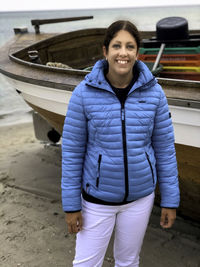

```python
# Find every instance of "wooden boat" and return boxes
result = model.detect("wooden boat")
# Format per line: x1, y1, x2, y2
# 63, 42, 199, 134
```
0, 16, 199, 222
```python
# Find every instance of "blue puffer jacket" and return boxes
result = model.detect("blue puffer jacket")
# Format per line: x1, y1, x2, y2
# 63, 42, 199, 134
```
61, 59, 180, 212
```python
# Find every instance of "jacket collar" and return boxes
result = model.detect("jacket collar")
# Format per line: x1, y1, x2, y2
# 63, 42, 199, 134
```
85, 59, 156, 93
85, 60, 113, 93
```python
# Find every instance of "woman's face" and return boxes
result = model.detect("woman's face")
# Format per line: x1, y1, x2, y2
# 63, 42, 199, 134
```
103, 30, 138, 80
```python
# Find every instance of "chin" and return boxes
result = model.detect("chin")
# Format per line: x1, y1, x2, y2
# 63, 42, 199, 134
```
116, 69, 131, 76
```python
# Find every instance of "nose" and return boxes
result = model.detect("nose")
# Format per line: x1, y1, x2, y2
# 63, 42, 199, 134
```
119, 45, 128, 56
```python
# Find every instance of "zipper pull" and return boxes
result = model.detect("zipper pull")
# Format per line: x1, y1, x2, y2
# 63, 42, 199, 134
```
98, 154, 102, 164
96, 154, 102, 188
121, 108, 125, 121
86, 183, 90, 193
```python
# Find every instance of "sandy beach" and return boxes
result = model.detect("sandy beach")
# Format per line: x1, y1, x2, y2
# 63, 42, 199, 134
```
0, 121, 199, 267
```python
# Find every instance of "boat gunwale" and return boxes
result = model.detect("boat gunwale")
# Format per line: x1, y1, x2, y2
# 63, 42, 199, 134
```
0, 67, 76, 91
8, 52, 200, 85
2, 68, 200, 110
156, 77, 200, 88
1, 63, 200, 91
9, 54, 91, 76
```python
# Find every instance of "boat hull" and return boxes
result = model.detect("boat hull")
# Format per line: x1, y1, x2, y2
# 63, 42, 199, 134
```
175, 143, 200, 222
5, 76, 200, 147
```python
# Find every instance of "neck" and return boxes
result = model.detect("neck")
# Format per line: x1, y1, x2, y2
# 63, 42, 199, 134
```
106, 71, 133, 88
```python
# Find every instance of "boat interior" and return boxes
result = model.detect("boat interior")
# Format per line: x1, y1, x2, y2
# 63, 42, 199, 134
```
11, 28, 106, 71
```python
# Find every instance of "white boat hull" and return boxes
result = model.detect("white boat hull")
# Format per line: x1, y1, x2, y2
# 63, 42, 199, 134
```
169, 105, 200, 148
5, 75, 200, 148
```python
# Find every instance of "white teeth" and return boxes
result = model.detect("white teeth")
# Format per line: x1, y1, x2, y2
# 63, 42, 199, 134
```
117, 60, 127, 64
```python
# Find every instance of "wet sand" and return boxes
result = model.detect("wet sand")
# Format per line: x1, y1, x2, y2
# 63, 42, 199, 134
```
0, 122, 199, 267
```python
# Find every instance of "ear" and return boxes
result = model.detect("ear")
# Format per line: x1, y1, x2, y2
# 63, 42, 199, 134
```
103, 46, 107, 58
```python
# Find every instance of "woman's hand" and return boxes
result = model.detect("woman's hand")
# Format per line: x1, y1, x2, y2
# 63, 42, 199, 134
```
160, 208, 176, 229
65, 211, 83, 234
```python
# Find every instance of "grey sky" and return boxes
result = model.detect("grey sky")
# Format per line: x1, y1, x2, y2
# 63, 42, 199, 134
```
1, 0, 200, 12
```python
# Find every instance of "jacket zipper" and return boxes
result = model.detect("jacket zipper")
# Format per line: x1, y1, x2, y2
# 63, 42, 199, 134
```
96, 154, 102, 187
121, 103, 129, 201
145, 152, 155, 184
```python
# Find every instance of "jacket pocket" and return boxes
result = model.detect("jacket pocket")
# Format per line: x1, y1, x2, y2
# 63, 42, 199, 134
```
96, 154, 102, 188
145, 152, 155, 185
86, 183, 90, 194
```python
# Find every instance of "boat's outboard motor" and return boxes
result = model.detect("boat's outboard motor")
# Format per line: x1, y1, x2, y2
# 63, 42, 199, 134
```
156, 16, 189, 41
142, 16, 200, 48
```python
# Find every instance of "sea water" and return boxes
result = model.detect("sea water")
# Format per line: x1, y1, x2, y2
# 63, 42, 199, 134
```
0, 5, 199, 126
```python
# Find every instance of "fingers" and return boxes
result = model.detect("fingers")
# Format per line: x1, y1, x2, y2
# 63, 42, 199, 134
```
72, 223, 79, 234
160, 208, 176, 229
77, 214, 83, 231
67, 220, 79, 234
160, 211, 167, 228
65, 212, 83, 234
66, 219, 79, 234
160, 215, 174, 228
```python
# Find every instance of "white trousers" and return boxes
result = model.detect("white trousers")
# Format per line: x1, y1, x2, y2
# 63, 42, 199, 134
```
73, 192, 154, 267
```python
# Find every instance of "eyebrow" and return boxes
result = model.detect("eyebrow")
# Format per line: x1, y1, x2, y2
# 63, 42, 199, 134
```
114, 41, 135, 44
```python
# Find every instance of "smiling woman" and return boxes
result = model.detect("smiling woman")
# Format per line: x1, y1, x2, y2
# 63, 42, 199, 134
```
103, 20, 140, 88
103, 30, 138, 87
61, 19, 180, 267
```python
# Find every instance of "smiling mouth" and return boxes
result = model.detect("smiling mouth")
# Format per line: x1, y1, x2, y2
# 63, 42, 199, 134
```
117, 60, 128, 64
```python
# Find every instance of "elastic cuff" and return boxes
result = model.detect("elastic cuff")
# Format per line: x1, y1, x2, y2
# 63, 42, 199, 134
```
160, 206, 177, 209
64, 209, 81, 213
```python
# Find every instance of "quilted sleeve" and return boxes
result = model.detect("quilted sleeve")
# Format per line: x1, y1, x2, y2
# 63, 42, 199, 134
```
61, 84, 87, 212
152, 88, 180, 208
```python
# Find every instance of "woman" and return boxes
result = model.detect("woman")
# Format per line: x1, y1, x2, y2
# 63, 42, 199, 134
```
62, 20, 180, 267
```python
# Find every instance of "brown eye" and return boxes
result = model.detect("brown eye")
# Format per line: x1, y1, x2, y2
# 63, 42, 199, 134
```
127, 45, 134, 50
113, 44, 120, 49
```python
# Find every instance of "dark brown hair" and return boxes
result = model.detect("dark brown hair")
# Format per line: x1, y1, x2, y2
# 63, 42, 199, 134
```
103, 20, 140, 52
